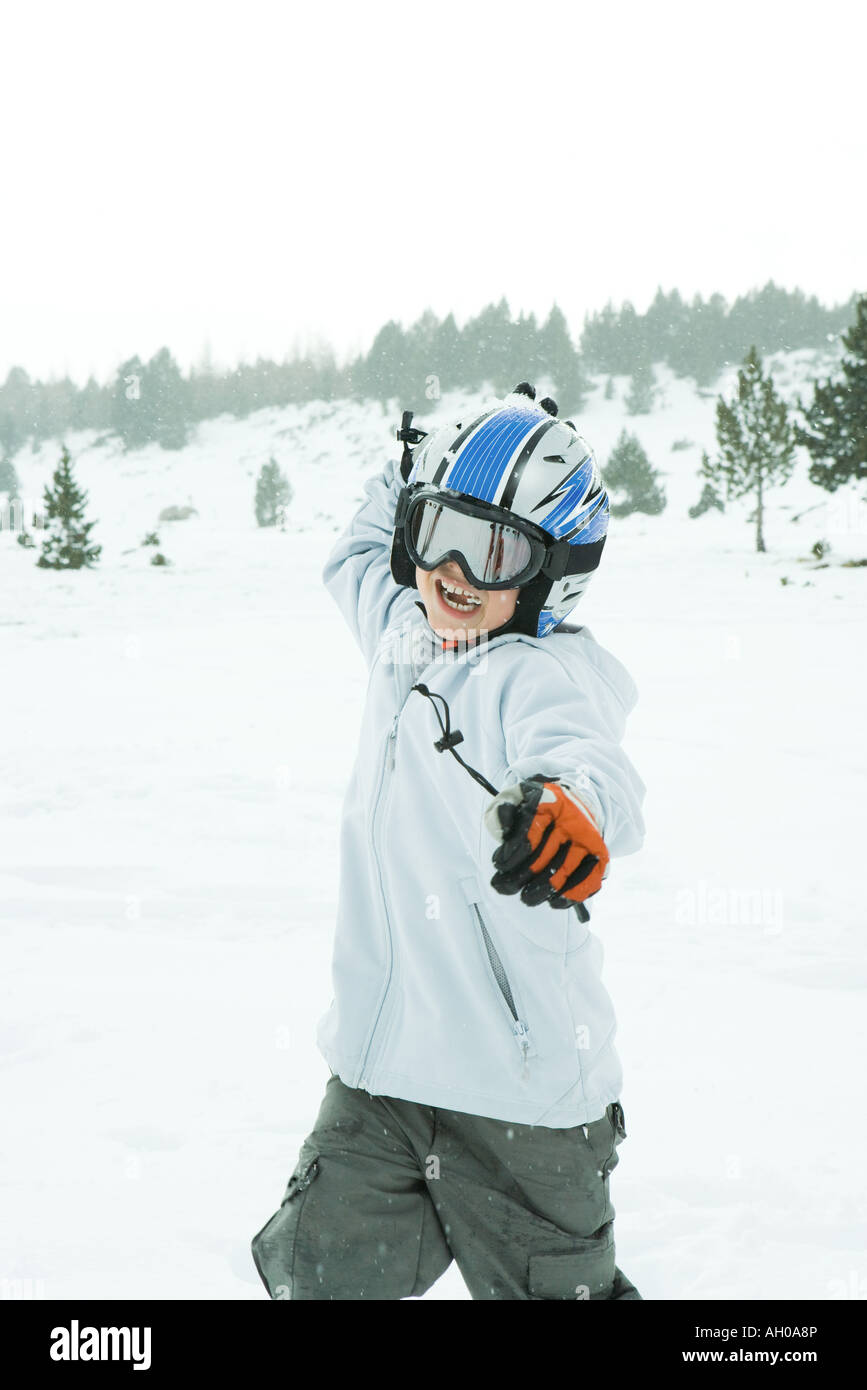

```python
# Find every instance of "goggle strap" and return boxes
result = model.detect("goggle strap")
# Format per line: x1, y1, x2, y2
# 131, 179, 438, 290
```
394, 487, 410, 528
540, 542, 570, 581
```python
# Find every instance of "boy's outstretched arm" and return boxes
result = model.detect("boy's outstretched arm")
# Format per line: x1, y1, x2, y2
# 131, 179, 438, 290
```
482, 643, 646, 908
322, 456, 417, 665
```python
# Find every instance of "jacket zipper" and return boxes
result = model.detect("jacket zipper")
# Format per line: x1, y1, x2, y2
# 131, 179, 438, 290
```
356, 651, 521, 1091
355, 713, 399, 1091
471, 903, 533, 1080
355, 651, 449, 1089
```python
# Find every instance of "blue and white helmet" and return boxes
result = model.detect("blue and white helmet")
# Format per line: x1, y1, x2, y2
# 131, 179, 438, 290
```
391, 384, 609, 638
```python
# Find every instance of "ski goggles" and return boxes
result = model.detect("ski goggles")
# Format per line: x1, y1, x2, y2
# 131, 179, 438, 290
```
399, 487, 563, 590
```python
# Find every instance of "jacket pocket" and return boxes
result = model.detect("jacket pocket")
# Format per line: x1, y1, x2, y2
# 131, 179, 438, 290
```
461, 877, 537, 1075
528, 1222, 616, 1300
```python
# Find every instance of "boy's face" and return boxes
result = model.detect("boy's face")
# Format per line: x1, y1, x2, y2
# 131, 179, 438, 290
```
415, 561, 520, 640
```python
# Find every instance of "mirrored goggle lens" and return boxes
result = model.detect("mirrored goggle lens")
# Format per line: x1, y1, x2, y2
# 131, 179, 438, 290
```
408, 498, 534, 584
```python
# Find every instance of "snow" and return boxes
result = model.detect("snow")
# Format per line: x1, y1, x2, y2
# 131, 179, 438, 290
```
1, 350, 865, 1300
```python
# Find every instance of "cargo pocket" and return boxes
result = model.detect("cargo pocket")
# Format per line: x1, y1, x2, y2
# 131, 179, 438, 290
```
250, 1148, 321, 1300
528, 1222, 616, 1300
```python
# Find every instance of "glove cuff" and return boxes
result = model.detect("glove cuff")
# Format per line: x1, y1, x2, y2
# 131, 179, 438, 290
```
484, 774, 604, 844
548, 777, 604, 837
483, 782, 530, 842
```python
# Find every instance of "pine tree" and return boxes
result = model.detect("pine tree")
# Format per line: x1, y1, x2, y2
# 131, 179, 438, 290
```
604, 430, 666, 517
255, 458, 292, 528
625, 365, 655, 415
505, 310, 540, 392
36, 446, 101, 569
579, 301, 621, 375
355, 320, 406, 407
794, 293, 867, 491
433, 312, 463, 394
112, 355, 150, 450
110, 349, 190, 450
692, 294, 730, 387
709, 346, 795, 551
0, 455, 21, 535
0, 454, 19, 497
146, 347, 190, 450
0, 411, 25, 457
460, 298, 513, 392
617, 302, 649, 378
404, 309, 443, 401
688, 455, 726, 518
0, 368, 36, 452
70, 375, 112, 433
534, 305, 590, 414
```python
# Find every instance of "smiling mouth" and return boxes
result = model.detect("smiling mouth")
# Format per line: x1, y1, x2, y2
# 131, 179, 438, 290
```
437, 577, 482, 612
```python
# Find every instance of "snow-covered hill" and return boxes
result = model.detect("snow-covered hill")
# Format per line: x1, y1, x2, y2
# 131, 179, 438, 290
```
1, 350, 866, 1300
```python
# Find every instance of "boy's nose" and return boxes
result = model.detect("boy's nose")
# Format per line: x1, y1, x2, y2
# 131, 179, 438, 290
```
440, 560, 474, 588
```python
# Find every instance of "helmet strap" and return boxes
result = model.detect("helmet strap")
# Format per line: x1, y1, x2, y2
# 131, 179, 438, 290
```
479, 570, 552, 641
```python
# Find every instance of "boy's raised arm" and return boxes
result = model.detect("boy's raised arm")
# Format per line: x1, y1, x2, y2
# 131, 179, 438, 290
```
322, 456, 417, 665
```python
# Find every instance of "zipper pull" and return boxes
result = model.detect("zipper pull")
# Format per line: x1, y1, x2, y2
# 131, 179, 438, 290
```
386, 716, 398, 771
513, 1020, 531, 1079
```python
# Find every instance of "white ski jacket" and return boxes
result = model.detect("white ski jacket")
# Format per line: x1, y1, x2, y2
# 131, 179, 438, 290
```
316, 456, 646, 1127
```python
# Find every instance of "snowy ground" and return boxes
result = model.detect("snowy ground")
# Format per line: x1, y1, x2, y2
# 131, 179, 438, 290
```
1, 354, 866, 1300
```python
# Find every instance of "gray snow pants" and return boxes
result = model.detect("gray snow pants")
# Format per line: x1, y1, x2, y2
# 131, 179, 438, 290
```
250, 1073, 642, 1300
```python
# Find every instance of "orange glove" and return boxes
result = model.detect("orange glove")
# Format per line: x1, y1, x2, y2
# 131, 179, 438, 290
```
485, 775, 609, 908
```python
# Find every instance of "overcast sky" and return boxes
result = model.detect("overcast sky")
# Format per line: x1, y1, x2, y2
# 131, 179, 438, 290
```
1, 0, 864, 383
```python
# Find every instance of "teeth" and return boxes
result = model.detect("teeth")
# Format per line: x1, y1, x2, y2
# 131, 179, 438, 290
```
440, 579, 481, 610
439, 581, 480, 603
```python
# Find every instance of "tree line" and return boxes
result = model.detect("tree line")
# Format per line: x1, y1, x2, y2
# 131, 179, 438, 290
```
0, 282, 856, 458
555, 294, 867, 552
580, 282, 853, 388
11, 293, 865, 569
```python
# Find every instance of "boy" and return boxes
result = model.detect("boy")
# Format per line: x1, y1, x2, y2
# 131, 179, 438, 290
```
251, 382, 646, 1300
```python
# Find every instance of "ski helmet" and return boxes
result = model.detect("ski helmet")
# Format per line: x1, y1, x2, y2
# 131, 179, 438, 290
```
390, 383, 609, 638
